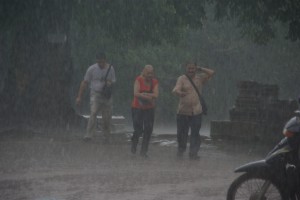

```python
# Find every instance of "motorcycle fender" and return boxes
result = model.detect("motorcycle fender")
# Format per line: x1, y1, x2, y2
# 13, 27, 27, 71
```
234, 160, 269, 173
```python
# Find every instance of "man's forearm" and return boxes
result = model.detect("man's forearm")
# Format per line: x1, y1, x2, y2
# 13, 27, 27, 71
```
77, 81, 87, 98
172, 88, 185, 97
199, 67, 215, 76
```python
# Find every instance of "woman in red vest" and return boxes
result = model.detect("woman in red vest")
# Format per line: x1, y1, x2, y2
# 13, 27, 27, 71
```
131, 65, 159, 157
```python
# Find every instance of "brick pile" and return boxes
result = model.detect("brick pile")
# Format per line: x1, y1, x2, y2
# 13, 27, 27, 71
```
210, 81, 298, 142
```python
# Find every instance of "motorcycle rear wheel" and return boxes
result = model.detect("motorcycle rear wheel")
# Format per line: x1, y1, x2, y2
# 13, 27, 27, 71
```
227, 173, 285, 200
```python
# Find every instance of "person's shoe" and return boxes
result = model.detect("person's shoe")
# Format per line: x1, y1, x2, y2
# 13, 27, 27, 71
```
103, 137, 110, 144
177, 151, 184, 159
189, 154, 200, 160
140, 152, 148, 158
83, 136, 92, 142
131, 146, 137, 154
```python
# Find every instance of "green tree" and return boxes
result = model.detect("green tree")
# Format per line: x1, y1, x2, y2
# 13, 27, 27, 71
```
72, 0, 206, 45
212, 0, 300, 44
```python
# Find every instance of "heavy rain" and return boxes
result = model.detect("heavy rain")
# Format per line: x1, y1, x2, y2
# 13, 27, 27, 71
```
1, 1, 300, 200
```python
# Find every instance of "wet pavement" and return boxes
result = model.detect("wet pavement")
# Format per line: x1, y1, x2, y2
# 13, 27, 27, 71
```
0, 127, 267, 200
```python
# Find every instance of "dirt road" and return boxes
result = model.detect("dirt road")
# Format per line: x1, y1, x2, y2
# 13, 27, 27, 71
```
0, 128, 266, 200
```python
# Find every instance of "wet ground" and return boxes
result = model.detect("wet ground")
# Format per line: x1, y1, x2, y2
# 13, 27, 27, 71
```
0, 127, 269, 200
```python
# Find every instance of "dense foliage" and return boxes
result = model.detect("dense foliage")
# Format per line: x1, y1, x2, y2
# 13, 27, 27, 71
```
72, 0, 206, 45
213, 0, 300, 44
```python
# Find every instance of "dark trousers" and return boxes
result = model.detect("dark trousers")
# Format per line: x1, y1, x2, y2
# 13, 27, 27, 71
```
177, 114, 202, 156
131, 108, 155, 154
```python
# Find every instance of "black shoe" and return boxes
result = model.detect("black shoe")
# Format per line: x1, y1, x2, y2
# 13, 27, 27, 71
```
83, 136, 92, 142
131, 146, 137, 154
140, 152, 148, 158
103, 137, 110, 144
177, 151, 184, 159
189, 154, 200, 160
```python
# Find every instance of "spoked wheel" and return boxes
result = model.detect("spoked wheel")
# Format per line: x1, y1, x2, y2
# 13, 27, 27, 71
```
227, 173, 285, 200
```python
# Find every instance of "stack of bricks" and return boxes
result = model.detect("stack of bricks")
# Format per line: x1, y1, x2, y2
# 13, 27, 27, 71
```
211, 80, 298, 142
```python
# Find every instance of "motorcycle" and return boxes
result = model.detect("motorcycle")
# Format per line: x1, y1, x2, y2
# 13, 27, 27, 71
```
227, 110, 300, 200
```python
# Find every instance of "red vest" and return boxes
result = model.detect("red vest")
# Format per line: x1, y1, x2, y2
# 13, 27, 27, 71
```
131, 76, 158, 109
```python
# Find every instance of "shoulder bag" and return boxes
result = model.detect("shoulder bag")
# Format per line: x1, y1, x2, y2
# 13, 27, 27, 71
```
101, 65, 113, 99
